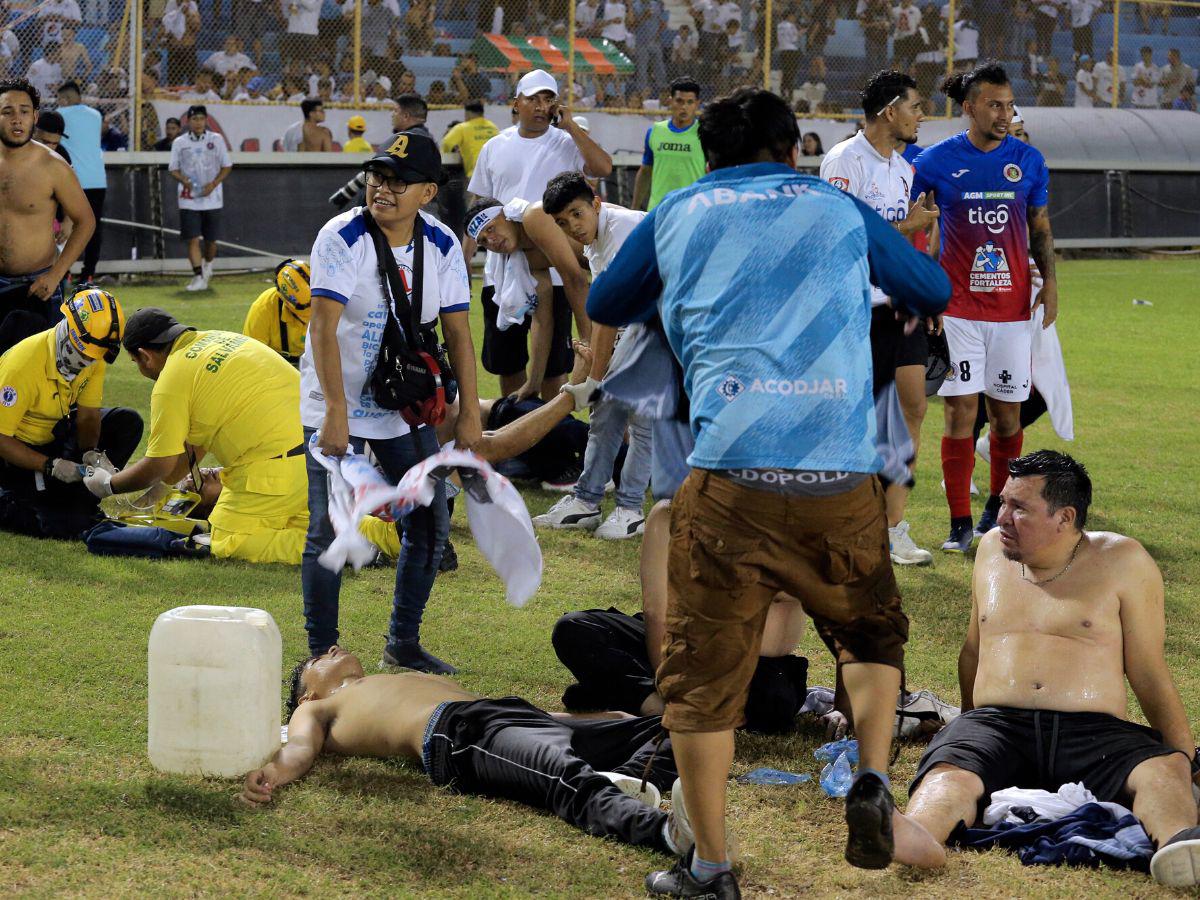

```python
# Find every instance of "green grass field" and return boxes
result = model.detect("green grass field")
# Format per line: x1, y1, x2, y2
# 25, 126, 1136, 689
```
1, 257, 1198, 898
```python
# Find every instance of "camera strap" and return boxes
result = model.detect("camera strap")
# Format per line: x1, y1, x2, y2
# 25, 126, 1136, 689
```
364, 208, 425, 348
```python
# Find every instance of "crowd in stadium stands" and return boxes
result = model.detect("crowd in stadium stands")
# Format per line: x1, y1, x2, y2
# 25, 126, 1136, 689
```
0, 0, 1196, 153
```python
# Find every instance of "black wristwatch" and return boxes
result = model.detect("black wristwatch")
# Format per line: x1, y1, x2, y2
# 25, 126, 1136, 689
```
43, 458, 54, 478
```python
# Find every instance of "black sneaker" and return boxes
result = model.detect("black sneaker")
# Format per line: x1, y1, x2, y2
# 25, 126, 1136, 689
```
438, 540, 459, 573
844, 772, 895, 869
646, 850, 740, 899
941, 520, 974, 553
381, 641, 458, 675
974, 499, 1001, 538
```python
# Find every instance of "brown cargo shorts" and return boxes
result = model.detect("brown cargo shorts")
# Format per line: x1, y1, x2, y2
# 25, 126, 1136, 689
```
658, 469, 908, 733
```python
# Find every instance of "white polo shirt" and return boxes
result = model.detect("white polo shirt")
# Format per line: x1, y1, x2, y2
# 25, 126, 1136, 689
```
301, 208, 470, 439
169, 131, 232, 211
468, 125, 587, 287
820, 130, 913, 307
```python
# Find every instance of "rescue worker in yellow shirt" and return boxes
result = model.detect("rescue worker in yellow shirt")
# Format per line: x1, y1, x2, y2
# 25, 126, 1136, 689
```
0, 290, 143, 539
242, 258, 311, 366
84, 307, 306, 564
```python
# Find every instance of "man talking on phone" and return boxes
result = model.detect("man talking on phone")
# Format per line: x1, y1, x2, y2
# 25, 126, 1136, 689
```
467, 70, 611, 400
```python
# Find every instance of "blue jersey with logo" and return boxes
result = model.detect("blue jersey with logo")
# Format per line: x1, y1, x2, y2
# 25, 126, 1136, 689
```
587, 162, 950, 473
911, 132, 1049, 322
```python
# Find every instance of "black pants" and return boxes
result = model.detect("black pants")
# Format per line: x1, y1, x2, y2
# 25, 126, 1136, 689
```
82, 188, 106, 281
552, 608, 809, 735
425, 697, 675, 852
0, 407, 143, 539
0, 280, 65, 347
971, 387, 1049, 443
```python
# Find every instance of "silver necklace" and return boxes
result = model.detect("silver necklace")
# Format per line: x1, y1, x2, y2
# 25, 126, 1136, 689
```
1021, 534, 1085, 586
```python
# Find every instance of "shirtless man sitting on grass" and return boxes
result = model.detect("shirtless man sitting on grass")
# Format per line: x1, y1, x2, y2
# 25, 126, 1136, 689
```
902, 450, 1200, 886
239, 646, 701, 858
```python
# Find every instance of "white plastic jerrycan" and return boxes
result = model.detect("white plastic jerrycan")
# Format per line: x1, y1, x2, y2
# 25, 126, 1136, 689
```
148, 605, 282, 777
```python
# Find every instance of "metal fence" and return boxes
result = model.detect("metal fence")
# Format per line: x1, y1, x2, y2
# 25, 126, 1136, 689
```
5, 0, 1197, 149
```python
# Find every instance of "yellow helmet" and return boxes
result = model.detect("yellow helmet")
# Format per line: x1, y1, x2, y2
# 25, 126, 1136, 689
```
275, 259, 311, 318
60, 288, 124, 363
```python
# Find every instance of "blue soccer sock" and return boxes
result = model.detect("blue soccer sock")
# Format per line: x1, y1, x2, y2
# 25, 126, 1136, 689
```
690, 853, 731, 882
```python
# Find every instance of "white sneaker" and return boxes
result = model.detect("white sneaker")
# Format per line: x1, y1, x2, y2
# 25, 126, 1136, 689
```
976, 432, 991, 464
599, 771, 661, 808
185, 274, 207, 292
531, 495, 600, 530
889, 520, 933, 566
594, 506, 646, 540
1150, 830, 1200, 887
940, 478, 980, 496
663, 777, 740, 861
201, 260, 213, 282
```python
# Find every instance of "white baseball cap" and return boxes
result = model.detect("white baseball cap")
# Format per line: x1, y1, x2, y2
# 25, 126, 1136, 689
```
515, 69, 559, 99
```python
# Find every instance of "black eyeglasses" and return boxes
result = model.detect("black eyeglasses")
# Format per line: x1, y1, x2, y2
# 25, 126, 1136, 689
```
364, 170, 412, 193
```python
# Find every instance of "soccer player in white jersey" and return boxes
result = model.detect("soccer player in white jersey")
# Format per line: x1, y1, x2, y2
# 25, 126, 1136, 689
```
821, 70, 941, 566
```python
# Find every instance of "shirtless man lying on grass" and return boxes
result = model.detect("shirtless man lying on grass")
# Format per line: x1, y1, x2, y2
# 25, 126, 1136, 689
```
901, 450, 1200, 886
239, 647, 702, 858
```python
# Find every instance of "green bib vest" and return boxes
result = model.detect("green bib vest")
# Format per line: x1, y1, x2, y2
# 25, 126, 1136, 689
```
647, 119, 705, 211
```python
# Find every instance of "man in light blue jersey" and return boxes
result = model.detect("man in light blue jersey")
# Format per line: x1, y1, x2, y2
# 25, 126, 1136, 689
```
589, 88, 951, 897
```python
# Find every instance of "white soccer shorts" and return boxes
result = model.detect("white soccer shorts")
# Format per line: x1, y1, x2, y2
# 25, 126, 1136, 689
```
938, 316, 1033, 402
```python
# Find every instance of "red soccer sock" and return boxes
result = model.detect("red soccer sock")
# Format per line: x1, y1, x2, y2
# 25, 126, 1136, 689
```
990, 429, 1024, 497
941, 436, 976, 520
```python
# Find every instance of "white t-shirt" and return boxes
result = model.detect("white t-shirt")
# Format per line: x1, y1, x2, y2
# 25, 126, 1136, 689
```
1093, 61, 1125, 104
1074, 67, 1095, 107
282, 0, 320, 35
673, 29, 698, 58
584, 203, 646, 278
468, 125, 587, 288
694, 0, 722, 33
777, 20, 800, 52
26, 59, 62, 100
1130, 60, 1160, 107
600, 1, 629, 41
953, 20, 979, 62
39, 0, 81, 44
168, 131, 232, 210
893, 3, 920, 37
1069, 0, 1100, 28
301, 208, 470, 439
204, 50, 257, 77
820, 131, 914, 307
576, 1, 598, 29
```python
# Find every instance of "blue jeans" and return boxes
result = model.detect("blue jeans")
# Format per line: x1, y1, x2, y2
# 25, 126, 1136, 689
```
650, 418, 694, 501
574, 396, 653, 510
301, 425, 449, 655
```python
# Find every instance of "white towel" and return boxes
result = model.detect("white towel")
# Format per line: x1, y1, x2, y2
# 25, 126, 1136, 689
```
490, 198, 540, 332
1029, 263, 1074, 440
983, 782, 1133, 826
307, 438, 543, 607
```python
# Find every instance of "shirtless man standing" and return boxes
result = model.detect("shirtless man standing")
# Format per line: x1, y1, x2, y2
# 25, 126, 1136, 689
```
902, 450, 1200, 887
0, 79, 95, 341
239, 646, 696, 857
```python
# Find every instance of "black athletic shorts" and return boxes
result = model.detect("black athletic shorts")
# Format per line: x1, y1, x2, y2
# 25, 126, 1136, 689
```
870, 304, 929, 393
480, 283, 573, 379
910, 706, 1184, 809
179, 208, 221, 242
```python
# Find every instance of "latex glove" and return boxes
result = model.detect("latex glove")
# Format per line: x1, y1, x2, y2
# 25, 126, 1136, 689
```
82, 449, 117, 474
559, 376, 600, 412
83, 466, 114, 498
50, 457, 84, 483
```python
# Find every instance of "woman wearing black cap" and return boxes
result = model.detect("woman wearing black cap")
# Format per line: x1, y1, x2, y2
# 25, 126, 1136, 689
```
299, 129, 482, 676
